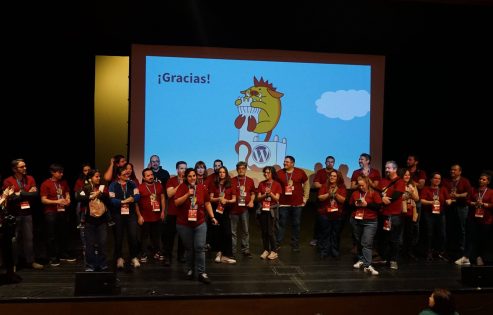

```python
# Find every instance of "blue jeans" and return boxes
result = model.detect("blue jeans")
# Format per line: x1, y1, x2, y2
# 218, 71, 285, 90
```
351, 217, 377, 267
15, 215, 34, 264
85, 222, 108, 270
277, 206, 302, 249
230, 210, 250, 254
176, 222, 207, 275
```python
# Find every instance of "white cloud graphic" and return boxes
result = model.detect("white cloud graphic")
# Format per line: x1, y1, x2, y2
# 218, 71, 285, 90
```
315, 89, 370, 120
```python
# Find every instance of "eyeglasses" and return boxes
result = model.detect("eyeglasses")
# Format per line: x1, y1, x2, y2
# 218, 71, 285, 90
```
17, 166, 27, 169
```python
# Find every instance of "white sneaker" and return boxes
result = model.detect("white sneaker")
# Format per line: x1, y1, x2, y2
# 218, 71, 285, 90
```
364, 265, 379, 276
353, 260, 364, 269
131, 257, 141, 268
215, 251, 222, 263
220, 256, 237, 264
390, 261, 398, 270
260, 250, 269, 260
117, 257, 125, 269
267, 251, 278, 260
454, 256, 471, 266
477, 257, 484, 266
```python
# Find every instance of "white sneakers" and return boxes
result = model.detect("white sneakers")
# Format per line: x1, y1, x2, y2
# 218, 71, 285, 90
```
131, 257, 141, 268
455, 256, 471, 266
353, 260, 364, 269
117, 258, 125, 269
260, 250, 269, 260
267, 252, 278, 260
364, 265, 379, 276
215, 252, 222, 263
390, 261, 398, 270
220, 256, 237, 264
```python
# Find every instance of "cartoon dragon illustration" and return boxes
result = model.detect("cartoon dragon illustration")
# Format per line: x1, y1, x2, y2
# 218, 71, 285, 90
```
234, 76, 283, 142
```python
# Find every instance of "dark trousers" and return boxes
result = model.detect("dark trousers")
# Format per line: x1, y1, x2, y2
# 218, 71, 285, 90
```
162, 215, 184, 259
140, 220, 161, 256
211, 209, 233, 257
85, 222, 107, 269
317, 215, 342, 257
44, 212, 69, 260
259, 209, 277, 252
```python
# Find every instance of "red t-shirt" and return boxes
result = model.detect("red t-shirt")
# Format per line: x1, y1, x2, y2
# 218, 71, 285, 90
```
378, 177, 406, 216
420, 186, 450, 214
230, 176, 256, 215
3, 175, 37, 216
258, 180, 282, 207
138, 182, 164, 222
349, 189, 382, 220
209, 183, 235, 213
175, 183, 210, 227
277, 168, 308, 206
442, 177, 472, 206
469, 187, 493, 225
40, 179, 71, 213
351, 168, 381, 183
317, 185, 347, 219
166, 176, 184, 216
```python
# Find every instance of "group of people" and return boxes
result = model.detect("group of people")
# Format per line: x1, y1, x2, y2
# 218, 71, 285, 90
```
1, 153, 492, 285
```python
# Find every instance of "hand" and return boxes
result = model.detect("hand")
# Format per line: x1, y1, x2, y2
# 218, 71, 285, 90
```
29, 187, 37, 193
211, 217, 219, 225
138, 215, 144, 226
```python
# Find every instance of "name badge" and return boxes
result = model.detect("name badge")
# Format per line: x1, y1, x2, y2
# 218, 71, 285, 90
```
383, 217, 391, 231
151, 200, 161, 212
238, 195, 246, 207
327, 200, 338, 213
475, 207, 484, 218
20, 201, 31, 209
355, 209, 364, 220
432, 202, 441, 214
216, 203, 224, 214
262, 200, 271, 211
121, 203, 130, 215
188, 209, 197, 221
285, 185, 293, 195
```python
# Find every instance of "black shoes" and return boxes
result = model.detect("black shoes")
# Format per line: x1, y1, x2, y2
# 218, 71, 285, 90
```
198, 273, 211, 284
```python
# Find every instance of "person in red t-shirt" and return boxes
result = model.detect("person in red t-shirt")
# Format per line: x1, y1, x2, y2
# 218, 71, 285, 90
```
455, 172, 493, 266
137, 168, 165, 263
399, 168, 420, 261
2, 159, 43, 270
276, 156, 309, 252
162, 161, 187, 266
175, 168, 218, 284
40, 163, 73, 267
230, 161, 256, 258
350, 153, 381, 190
257, 166, 282, 260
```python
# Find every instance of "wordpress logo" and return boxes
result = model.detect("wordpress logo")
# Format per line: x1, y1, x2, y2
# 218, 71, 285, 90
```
252, 145, 271, 163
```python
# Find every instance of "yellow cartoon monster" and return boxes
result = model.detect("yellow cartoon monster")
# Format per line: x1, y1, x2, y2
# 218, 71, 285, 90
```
234, 76, 284, 141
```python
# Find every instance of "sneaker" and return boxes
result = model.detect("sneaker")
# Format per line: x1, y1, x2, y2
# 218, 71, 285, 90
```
131, 257, 141, 268
390, 261, 398, 270
60, 256, 76, 263
85, 266, 95, 272
50, 258, 60, 267
476, 256, 484, 266
204, 243, 211, 252
31, 262, 44, 270
267, 251, 278, 260
198, 273, 211, 284
185, 269, 193, 280
309, 239, 317, 246
220, 256, 237, 264
215, 251, 222, 263
353, 260, 364, 269
116, 257, 125, 269
260, 250, 269, 260
455, 256, 471, 266
107, 220, 116, 227
77, 223, 85, 230
139, 256, 148, 263
364, 265, 379, 276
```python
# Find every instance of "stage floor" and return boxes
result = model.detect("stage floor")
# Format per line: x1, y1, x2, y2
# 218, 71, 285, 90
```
1, 207, 491, 301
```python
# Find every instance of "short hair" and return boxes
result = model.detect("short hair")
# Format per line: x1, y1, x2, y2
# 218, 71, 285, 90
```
11, 158, 25, 170
431, 288, 455, 315
325, 155, 335, 162
213, 159, 223, 166
176, 161, 187, 169
285, 155, 295, 163
86, 169, 101, 180
385, 160, 398, 170
149, 155, 160, 162
142, 167, 153, 177
236, 161, 247, 169
49, 163, 64, 173
360, 153, 371, 161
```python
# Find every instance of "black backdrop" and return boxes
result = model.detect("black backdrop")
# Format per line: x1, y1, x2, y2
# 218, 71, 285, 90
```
2, 1, 492, 186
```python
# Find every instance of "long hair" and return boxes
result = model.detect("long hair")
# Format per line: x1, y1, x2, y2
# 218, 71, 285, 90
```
214, 166, 231, 189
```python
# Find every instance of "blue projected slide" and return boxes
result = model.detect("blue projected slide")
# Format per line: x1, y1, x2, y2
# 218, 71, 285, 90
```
143, 55, 372, 180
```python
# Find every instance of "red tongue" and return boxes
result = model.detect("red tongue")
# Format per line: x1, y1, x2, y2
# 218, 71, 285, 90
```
234, 115, 246, 129
247, 116, 257, 132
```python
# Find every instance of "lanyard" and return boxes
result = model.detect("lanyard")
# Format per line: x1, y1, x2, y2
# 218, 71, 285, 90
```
145, 182, 157, 195
478, 188, 488, 201
120, 182, 127, 199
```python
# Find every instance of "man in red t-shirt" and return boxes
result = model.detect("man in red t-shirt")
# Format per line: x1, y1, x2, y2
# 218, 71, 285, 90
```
276, 156, 309, 252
